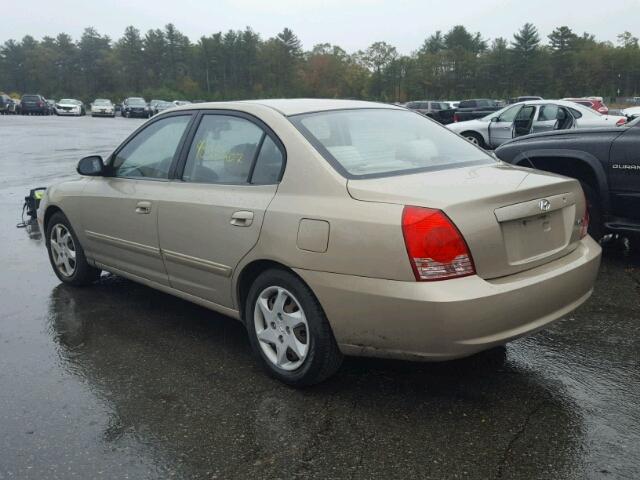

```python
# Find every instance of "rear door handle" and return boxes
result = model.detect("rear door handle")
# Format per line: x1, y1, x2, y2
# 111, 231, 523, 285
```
135, 201, 152, 214
230, 210, 254, 227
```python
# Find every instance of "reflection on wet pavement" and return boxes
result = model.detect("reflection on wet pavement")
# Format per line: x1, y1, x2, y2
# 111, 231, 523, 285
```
0, 116, 639, 479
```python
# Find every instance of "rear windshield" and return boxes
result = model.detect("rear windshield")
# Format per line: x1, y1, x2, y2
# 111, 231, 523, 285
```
22, 95, 40, 101
291, 108, 494, 179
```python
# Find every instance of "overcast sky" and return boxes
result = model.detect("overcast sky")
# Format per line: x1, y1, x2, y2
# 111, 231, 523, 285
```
5, 0, 640, 53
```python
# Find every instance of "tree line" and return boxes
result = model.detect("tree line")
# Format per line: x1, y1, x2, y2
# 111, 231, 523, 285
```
1, 23, 639, 103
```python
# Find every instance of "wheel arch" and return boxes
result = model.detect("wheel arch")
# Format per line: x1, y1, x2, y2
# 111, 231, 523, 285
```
43, 205, 63, 232
235, 259, 299, 320
460, 129, 487, 146
511, 148, 610, 214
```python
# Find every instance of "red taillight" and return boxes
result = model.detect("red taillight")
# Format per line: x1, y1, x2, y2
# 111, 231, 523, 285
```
580, 196, 590, 238
38, 101, 43, 107
616, 117, 627, 126
401, 206, 475, 281
453, 114, 459, 122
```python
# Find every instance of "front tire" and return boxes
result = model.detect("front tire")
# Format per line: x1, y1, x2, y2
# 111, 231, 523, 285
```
245, 269, 343, 386
462, 131, 486, 148
46, 212, 101, 286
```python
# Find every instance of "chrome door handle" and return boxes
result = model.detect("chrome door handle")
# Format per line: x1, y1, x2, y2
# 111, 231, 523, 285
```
230, 210, 254, 227
135, 201, 152, 214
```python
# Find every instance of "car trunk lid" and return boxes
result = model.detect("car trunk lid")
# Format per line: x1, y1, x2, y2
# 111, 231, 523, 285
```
347, 163, 584, 279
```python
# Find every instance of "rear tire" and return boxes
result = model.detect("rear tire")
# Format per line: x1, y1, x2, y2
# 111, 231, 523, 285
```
580, 183, 603, 240
46, 212, 101, 286
245, 269, 343, 386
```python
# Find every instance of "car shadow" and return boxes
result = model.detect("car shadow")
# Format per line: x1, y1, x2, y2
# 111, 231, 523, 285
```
46, 275, 584, 479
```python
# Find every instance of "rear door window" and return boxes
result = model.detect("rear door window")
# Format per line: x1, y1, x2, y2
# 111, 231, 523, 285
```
538, 104, 559, 121
183, 115, 263, 184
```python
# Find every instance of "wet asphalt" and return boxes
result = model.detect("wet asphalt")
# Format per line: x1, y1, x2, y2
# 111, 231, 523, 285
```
0, 115, 639, 480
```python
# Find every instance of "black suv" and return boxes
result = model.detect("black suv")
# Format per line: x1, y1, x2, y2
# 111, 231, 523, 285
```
121, 97, 151, 118
495, 117, 640, 239
20, 94, 48, 115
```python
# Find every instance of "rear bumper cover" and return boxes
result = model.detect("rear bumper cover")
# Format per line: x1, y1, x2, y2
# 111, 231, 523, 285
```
295, 236, 601, 361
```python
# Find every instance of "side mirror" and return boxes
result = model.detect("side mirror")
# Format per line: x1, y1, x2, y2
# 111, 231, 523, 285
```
490, 116, 499, 123
77, 155, 105, 176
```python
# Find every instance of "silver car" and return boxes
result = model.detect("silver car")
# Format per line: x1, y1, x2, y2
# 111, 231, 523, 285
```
448, 100, 628, 149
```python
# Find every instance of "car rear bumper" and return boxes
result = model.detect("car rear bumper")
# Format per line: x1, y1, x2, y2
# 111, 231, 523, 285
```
294, 236, 601, 361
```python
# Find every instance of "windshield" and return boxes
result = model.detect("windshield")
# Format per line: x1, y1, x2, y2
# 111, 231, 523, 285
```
59, 99, 76, 104
128, 98, 146, 105
94, 99, 111, 105
291, 108, 494, 178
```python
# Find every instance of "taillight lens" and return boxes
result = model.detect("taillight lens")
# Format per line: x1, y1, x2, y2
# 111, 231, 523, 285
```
616, 117, 627, 126
401, 206, 475, 281
580, 197, 590, 238
453, 114, 459, 122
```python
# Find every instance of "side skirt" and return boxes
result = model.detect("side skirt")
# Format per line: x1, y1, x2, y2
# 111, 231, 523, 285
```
94, 261, 241, 321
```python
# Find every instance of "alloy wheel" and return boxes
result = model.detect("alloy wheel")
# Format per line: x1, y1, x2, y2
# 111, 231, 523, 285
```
254, 286, 309, 371
50, 224, 77, 277
466, 135, 479, 145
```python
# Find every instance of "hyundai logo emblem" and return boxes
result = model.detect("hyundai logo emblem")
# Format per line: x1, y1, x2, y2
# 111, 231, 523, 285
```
538, 199, 551, 211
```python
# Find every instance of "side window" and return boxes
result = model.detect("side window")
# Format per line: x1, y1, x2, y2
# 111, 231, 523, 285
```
183, 115, 264, 184
569, 107, 583, 119
538, 105, 559, 121
113, 115, 191, 179
515, 106, 535, 121
498, 105, 521, 123
251, 136, 284, 185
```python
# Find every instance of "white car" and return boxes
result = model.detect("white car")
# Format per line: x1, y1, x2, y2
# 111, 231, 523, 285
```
55, 99, 84, 116
90, 99, 115, 117
622, 106, 640, 120
447, 100, 627, 149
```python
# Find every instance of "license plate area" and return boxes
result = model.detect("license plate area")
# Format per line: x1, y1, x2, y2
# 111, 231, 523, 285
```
504, 210, 573, 264
495, 192, 576, 266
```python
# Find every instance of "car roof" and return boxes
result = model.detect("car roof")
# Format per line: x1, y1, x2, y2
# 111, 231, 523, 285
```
176, 98, 401, 116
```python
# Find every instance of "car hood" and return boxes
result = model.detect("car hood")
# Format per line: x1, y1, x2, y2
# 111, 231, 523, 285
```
57, 102, 80, 107
447, 119, 487, 132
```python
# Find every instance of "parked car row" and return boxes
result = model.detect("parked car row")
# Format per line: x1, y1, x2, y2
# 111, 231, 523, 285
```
403, 96, 622, 127
1, 93, 203, 118
446, 99, 628, 149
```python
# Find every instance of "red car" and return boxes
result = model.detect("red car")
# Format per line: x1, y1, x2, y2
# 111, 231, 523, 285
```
563, 97, 609, 115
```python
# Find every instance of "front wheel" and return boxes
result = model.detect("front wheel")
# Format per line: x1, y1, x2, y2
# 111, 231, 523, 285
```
46, 212, 101, 286
462, 131, 486, 148
245, 269, 343, 386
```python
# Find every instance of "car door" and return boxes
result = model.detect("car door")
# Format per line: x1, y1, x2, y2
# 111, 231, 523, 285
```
80, 112, 195, 285
488, 104, 521, 147
609, 123, 640, 222
531, 104, 560, 134
513, 105, 537, 137
157, 111, 285, 308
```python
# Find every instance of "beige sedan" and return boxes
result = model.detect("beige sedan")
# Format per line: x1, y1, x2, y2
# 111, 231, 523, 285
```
39, 99, 602, 386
